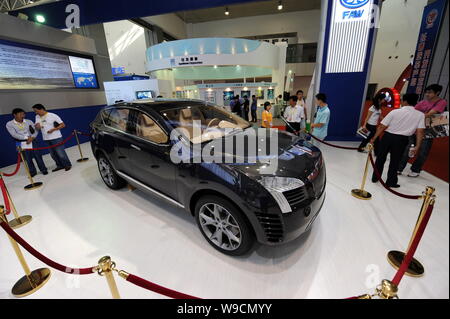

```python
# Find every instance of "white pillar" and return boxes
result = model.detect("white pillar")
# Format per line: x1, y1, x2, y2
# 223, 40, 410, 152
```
272, 42, 288, 100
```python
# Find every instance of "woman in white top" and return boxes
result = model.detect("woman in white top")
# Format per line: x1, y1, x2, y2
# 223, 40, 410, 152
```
358, 93, 386, 153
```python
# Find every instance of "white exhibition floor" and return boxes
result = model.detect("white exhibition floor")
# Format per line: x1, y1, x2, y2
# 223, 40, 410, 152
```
0, 142, 448, 299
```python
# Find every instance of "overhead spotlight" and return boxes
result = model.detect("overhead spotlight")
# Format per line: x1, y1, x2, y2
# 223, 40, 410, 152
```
277, 1, 283, 10
225, 7, 230, 15
35, 14, 46, 23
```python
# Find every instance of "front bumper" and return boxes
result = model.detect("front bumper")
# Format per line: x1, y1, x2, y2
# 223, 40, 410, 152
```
282, 189, 326, 243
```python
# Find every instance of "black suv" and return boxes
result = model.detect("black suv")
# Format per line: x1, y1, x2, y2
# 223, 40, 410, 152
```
90, 100, 326, 256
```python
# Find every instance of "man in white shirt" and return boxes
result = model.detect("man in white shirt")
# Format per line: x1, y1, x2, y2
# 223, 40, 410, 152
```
296, 90, 307, 129
5, 108, 48, 177
32, 104, 72, 172
370, 94, 425, 188
284, 96, 302, 134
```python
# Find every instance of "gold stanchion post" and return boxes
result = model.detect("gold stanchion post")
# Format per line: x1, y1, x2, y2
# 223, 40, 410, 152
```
351, 143, 373, 200
0, 174, 32, 229
97, 256, 120, 299
387, 186, 435, 277
353, 279, 399, 299
73, 130, 89, 163
0, 206, 51, 297
18, 148, 43, 191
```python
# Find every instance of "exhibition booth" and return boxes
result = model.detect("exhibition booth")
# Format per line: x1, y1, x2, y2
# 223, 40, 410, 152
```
147, 38, 287, 105
0, 0, 448, 302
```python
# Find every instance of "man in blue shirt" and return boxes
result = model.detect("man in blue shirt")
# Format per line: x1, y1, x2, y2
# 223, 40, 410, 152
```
311, 93, 331, 146
5, 108, 48, 177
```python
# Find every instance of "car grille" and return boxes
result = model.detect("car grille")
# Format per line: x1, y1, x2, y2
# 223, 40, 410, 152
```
255, 212, 284, 243
283, 187, 309, 209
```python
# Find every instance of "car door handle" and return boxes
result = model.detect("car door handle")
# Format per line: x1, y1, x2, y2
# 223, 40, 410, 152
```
130, 144, 141, 151
151, 165, 159, 169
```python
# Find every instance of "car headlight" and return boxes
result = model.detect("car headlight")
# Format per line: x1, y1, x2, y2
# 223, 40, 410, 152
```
257, 177, 304, 214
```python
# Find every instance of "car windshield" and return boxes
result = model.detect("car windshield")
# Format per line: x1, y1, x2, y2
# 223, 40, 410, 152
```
161, 103, 251, 144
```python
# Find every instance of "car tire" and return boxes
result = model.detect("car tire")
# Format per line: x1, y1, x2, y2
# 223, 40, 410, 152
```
195, 195, 254, 256
97, 155, 126, 190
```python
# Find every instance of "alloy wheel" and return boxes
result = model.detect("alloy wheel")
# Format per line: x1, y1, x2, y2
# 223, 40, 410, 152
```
198, 203, 242, 251
99, 157, 115, 187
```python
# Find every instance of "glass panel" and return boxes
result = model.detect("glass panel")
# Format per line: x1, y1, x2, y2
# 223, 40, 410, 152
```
134, 112, 168, 144
108, 108, 130, 132
161, 103, 251, 144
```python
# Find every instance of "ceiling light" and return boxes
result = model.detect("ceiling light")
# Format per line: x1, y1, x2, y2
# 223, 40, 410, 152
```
225, 7, 230, 15
35, 14, 46, 23
277, 1, 283, 10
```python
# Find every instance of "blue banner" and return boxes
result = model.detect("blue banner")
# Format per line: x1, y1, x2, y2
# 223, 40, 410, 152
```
407, 0, 447, 96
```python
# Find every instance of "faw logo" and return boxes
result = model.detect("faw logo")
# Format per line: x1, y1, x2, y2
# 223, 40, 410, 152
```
340, 0, 370, 9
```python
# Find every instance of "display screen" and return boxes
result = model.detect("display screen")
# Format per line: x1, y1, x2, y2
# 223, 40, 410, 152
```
0, 39, 98, 90
136, 90, 154, 100
68, 56, 98, 88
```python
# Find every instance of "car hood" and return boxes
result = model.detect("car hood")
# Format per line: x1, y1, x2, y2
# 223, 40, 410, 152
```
218, 129, 322, 181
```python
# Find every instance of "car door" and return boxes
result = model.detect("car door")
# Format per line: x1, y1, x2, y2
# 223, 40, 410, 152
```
125, 110, 178, 202
100, 107, 136, 175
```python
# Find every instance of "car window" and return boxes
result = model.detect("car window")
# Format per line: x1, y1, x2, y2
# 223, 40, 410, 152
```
100, 109, 112, 126
108, 108, 130, 132
161, 104, 250, 144
132, 111, 168, 144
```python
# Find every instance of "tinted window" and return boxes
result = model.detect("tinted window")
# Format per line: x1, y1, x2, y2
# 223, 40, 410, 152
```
100, 109, 112, 125
131, 111, 168, 144
108, 108, 130, 132
161, 104, 250, 144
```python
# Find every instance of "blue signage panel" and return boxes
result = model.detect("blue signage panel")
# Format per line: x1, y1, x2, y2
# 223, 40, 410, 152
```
112, 67, 125, 75
406, 0, 447, 96
318, 0, 379, 140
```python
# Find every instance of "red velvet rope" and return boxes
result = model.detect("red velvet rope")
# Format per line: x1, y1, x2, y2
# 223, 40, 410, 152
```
126, 273, 200, 299
391, 202, 434, 286
0, 179, 11, 215
368, 153, 422, 200
1, 152, 21, 177
307, 133, 359, 150
0, 220, 96, 275
24, 132, 75, 151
